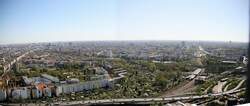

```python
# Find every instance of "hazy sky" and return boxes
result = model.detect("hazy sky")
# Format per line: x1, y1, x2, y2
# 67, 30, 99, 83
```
0, 0, 248, 44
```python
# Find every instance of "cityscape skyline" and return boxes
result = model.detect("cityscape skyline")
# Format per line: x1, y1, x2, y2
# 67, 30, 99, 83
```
0, 0, 249, 44
0, 0, 248, 103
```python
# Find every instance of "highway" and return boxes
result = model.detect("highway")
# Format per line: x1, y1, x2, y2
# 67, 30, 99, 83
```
51, 67, 246, 105
198, 46, 212, 55
227, 79, 245, 92
53, 88, 245, 105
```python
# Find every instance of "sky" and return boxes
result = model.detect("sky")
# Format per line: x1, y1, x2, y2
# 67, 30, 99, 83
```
0, 0, 248, 44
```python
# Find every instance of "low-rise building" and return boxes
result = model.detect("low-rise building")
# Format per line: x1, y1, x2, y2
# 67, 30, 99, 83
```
41, 74, 59, 83
11, 87, 30, 100
31, 87, 42, 99
194, 76, 207, 85
94, 67, 108, 75
0, 90, 7, 101
60, 79, 111, 94
21, 76, 32, 85
43, 87, 52, 97
66, 78, 80, 84
31, 77, 52, 85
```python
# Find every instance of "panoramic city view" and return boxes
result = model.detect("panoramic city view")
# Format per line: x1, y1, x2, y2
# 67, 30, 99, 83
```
0, 0, 248, 106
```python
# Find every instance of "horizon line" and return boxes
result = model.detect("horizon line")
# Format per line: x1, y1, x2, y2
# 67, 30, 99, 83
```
0, 39, 248, 45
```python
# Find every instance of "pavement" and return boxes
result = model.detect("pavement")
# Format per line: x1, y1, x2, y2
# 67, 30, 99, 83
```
52, 88, 245, 105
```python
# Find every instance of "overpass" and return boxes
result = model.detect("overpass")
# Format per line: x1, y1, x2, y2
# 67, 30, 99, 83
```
53, 88, 245, 105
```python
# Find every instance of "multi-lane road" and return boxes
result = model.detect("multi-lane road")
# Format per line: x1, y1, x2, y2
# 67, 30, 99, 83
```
53, 88, 245, 105
1, 50, 34, 77
199, 46, 212, 55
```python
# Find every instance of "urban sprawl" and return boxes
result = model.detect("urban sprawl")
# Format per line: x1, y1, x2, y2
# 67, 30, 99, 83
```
0, 41, 247, 105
